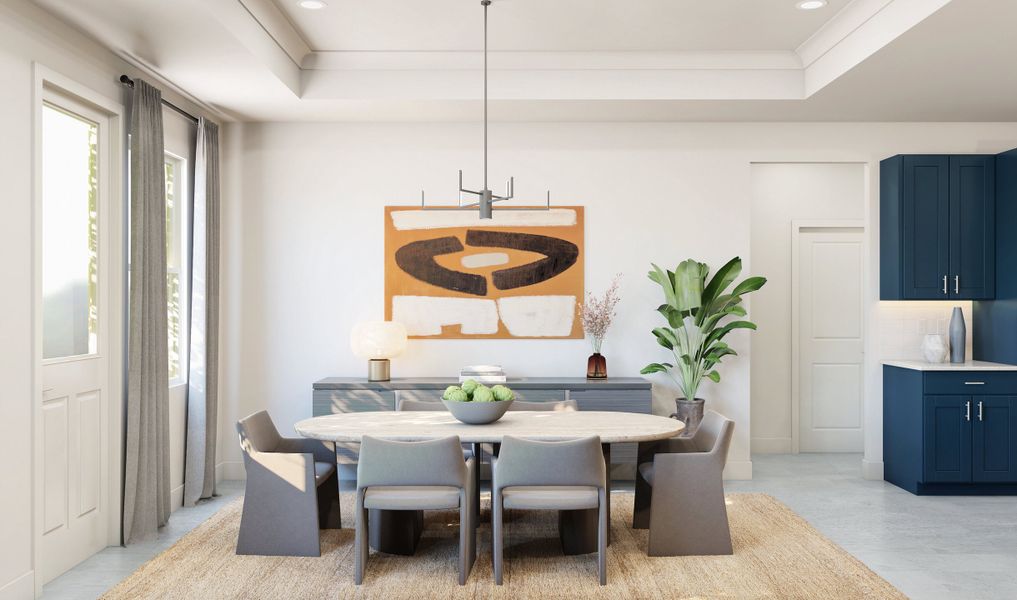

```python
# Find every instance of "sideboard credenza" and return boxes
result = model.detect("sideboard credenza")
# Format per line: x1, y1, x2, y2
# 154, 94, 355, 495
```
312, 377, 653, 478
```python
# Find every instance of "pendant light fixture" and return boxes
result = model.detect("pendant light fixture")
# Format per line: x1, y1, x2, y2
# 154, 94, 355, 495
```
420, 0, 551, 219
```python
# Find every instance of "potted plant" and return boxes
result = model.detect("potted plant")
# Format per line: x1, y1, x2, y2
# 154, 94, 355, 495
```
578, 275, 622, 378
640, 257, 765, 436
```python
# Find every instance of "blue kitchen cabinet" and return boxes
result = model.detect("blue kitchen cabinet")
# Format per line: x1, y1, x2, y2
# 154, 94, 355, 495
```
880, 155, 995, 300
923, 395, 971, 483
973, 396, 1017, 482
884, 366, 1017, 494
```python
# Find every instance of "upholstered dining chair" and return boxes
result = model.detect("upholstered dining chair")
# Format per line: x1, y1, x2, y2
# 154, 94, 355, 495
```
632, 410, 735, 556
355, 435, 477, 585
396, 396, 479, 516
489, 398, 578, 457
235, 410, 340, 557
492, 435, 607, 585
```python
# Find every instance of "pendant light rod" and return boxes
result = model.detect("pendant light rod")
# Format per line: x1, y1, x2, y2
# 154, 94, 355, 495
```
418, 0, 552, 219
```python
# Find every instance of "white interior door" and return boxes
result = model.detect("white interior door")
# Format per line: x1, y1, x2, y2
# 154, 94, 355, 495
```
39, 93, 113, 582
796, 227, 865, 453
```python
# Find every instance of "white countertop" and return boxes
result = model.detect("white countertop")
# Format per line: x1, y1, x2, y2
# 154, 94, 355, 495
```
883, 360, 1017, 371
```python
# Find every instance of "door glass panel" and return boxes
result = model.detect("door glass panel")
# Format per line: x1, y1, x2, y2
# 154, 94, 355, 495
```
42, 103, 99, 359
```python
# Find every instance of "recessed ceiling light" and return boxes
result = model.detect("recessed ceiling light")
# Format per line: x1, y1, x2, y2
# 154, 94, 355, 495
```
298, 0, 327, 9
796, 0, 828, 9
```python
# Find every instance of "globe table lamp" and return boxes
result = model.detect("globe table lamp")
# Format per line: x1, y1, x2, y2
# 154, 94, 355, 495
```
351, 321, 407, 382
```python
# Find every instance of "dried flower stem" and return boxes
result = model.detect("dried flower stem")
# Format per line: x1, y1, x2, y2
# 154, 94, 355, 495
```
578, 274, 622, 353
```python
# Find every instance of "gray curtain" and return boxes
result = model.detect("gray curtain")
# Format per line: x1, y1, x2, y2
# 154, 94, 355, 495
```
124, 79, 171, 544
184, 118, 220, 506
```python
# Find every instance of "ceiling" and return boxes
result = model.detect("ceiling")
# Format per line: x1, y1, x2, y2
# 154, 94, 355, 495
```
30, 0, 1017, 122
271, 0, 851, 52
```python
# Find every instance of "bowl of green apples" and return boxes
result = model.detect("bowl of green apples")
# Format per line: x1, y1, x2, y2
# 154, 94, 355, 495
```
441, 379, 516, 424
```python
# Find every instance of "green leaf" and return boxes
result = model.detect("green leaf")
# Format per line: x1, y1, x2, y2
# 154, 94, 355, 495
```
731, 276, 767, 297
640, 362, 673, 375
705, 370, 721, 383
702, 257, 741, 309
652, 327, 677, 350
648, 264, 678, 309
673, 259, 707, 312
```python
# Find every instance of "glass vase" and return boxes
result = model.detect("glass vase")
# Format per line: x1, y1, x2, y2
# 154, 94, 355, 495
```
586, 353, 607, 379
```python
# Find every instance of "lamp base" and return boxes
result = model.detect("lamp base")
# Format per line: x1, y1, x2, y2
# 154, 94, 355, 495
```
367, 359, 391, 382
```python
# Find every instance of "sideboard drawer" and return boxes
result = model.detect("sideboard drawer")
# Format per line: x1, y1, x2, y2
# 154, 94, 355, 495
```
312, 389, 395, 416
923, 372, 1017, 395
569, 390, 651, 414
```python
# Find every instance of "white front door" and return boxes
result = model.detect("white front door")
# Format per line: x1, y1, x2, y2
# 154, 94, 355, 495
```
39, 93, 114, 582
797, 227, 865, 453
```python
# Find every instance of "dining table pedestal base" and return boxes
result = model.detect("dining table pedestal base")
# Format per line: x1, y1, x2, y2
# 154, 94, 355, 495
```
369, 509, 424, 555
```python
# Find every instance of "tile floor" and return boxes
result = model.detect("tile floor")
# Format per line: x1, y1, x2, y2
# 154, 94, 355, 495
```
42, 455, 1017, 599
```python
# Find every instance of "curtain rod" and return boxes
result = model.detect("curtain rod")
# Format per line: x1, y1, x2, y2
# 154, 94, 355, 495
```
119, 75, 200, 125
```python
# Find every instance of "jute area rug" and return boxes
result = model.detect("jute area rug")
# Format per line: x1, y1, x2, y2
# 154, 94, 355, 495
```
101, 492, 904, 599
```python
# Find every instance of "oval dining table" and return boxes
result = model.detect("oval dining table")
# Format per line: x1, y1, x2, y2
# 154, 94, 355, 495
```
294, 410, 685, 556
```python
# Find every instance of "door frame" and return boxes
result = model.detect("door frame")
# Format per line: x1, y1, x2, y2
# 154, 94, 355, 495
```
790, 219, 866, 454
31, 64, 125, 593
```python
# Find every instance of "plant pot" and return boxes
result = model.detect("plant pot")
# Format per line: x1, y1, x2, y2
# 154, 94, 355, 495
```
587, 352, 607, 379
671, 398, 705, 438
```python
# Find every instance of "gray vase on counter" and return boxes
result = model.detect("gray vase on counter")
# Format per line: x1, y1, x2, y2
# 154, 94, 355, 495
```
949, 307, 966, 364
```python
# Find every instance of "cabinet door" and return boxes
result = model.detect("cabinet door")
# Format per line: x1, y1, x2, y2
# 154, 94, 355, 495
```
923, 395, 972, 482
973, 396, 1017, 482
949, 156, 995, 299
902, 156, 950, 299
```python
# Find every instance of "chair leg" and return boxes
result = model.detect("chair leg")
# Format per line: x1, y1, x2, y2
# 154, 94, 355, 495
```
493, 490, 504, 585
598, 488, 608, 586
355, 491, 369, 585
457, 490, 472, 585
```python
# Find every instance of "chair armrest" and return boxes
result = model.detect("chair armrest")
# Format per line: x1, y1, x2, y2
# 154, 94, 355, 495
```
277, 436, 337, 465
651, 450, 723, 489
465, 457, 477, 494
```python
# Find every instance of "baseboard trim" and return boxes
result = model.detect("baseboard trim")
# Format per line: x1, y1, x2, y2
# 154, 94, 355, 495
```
723, 459, 752, 480
170, 483, 184, 512
862, 459, 884, 481
216, 461, 245, 482
751, 437, 792, 454
0, 569, 34, 600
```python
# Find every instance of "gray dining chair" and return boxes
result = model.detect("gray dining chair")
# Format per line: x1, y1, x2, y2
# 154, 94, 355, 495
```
632, 410, 735, 556
492, 435, 607, 585
235, 410, 340, 557
396, 396, 480, 517
355, 435, 476, 585
489, 398, 577, 457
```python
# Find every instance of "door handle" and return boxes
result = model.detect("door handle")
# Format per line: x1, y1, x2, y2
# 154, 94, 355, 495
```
978, 400, 984, 422
964, 381, 985, 385
942, 275, 948, 295
954, 275, 960, 295
965, 400, 971, 422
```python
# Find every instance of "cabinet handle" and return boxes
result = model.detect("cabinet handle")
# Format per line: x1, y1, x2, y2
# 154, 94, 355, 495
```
955, 275, 960, 295
964, 381, 985, 385
966, 400, 971, 422
943, 275, 948, 295
978, 400, 984, 422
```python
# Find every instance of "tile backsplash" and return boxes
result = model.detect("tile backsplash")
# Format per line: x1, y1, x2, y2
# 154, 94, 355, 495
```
876, 301, 973, 361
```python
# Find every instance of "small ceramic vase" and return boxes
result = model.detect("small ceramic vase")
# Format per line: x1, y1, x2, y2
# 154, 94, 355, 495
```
921, 334, 948, 363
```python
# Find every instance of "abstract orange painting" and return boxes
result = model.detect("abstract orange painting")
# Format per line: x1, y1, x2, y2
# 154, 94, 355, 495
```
384, 206, 585, 339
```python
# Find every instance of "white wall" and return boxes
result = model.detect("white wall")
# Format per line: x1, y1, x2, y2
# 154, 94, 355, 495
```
219, 120, 1017, 486
749, 163, 866, 453
0, 2, 219, 595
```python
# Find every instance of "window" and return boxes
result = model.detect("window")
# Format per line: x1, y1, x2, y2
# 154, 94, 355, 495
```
41, 102, 100, 359
164, 152, 189, 383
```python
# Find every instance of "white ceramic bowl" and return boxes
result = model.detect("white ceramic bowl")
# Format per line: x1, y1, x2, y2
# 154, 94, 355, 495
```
441, 398, 514, 424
